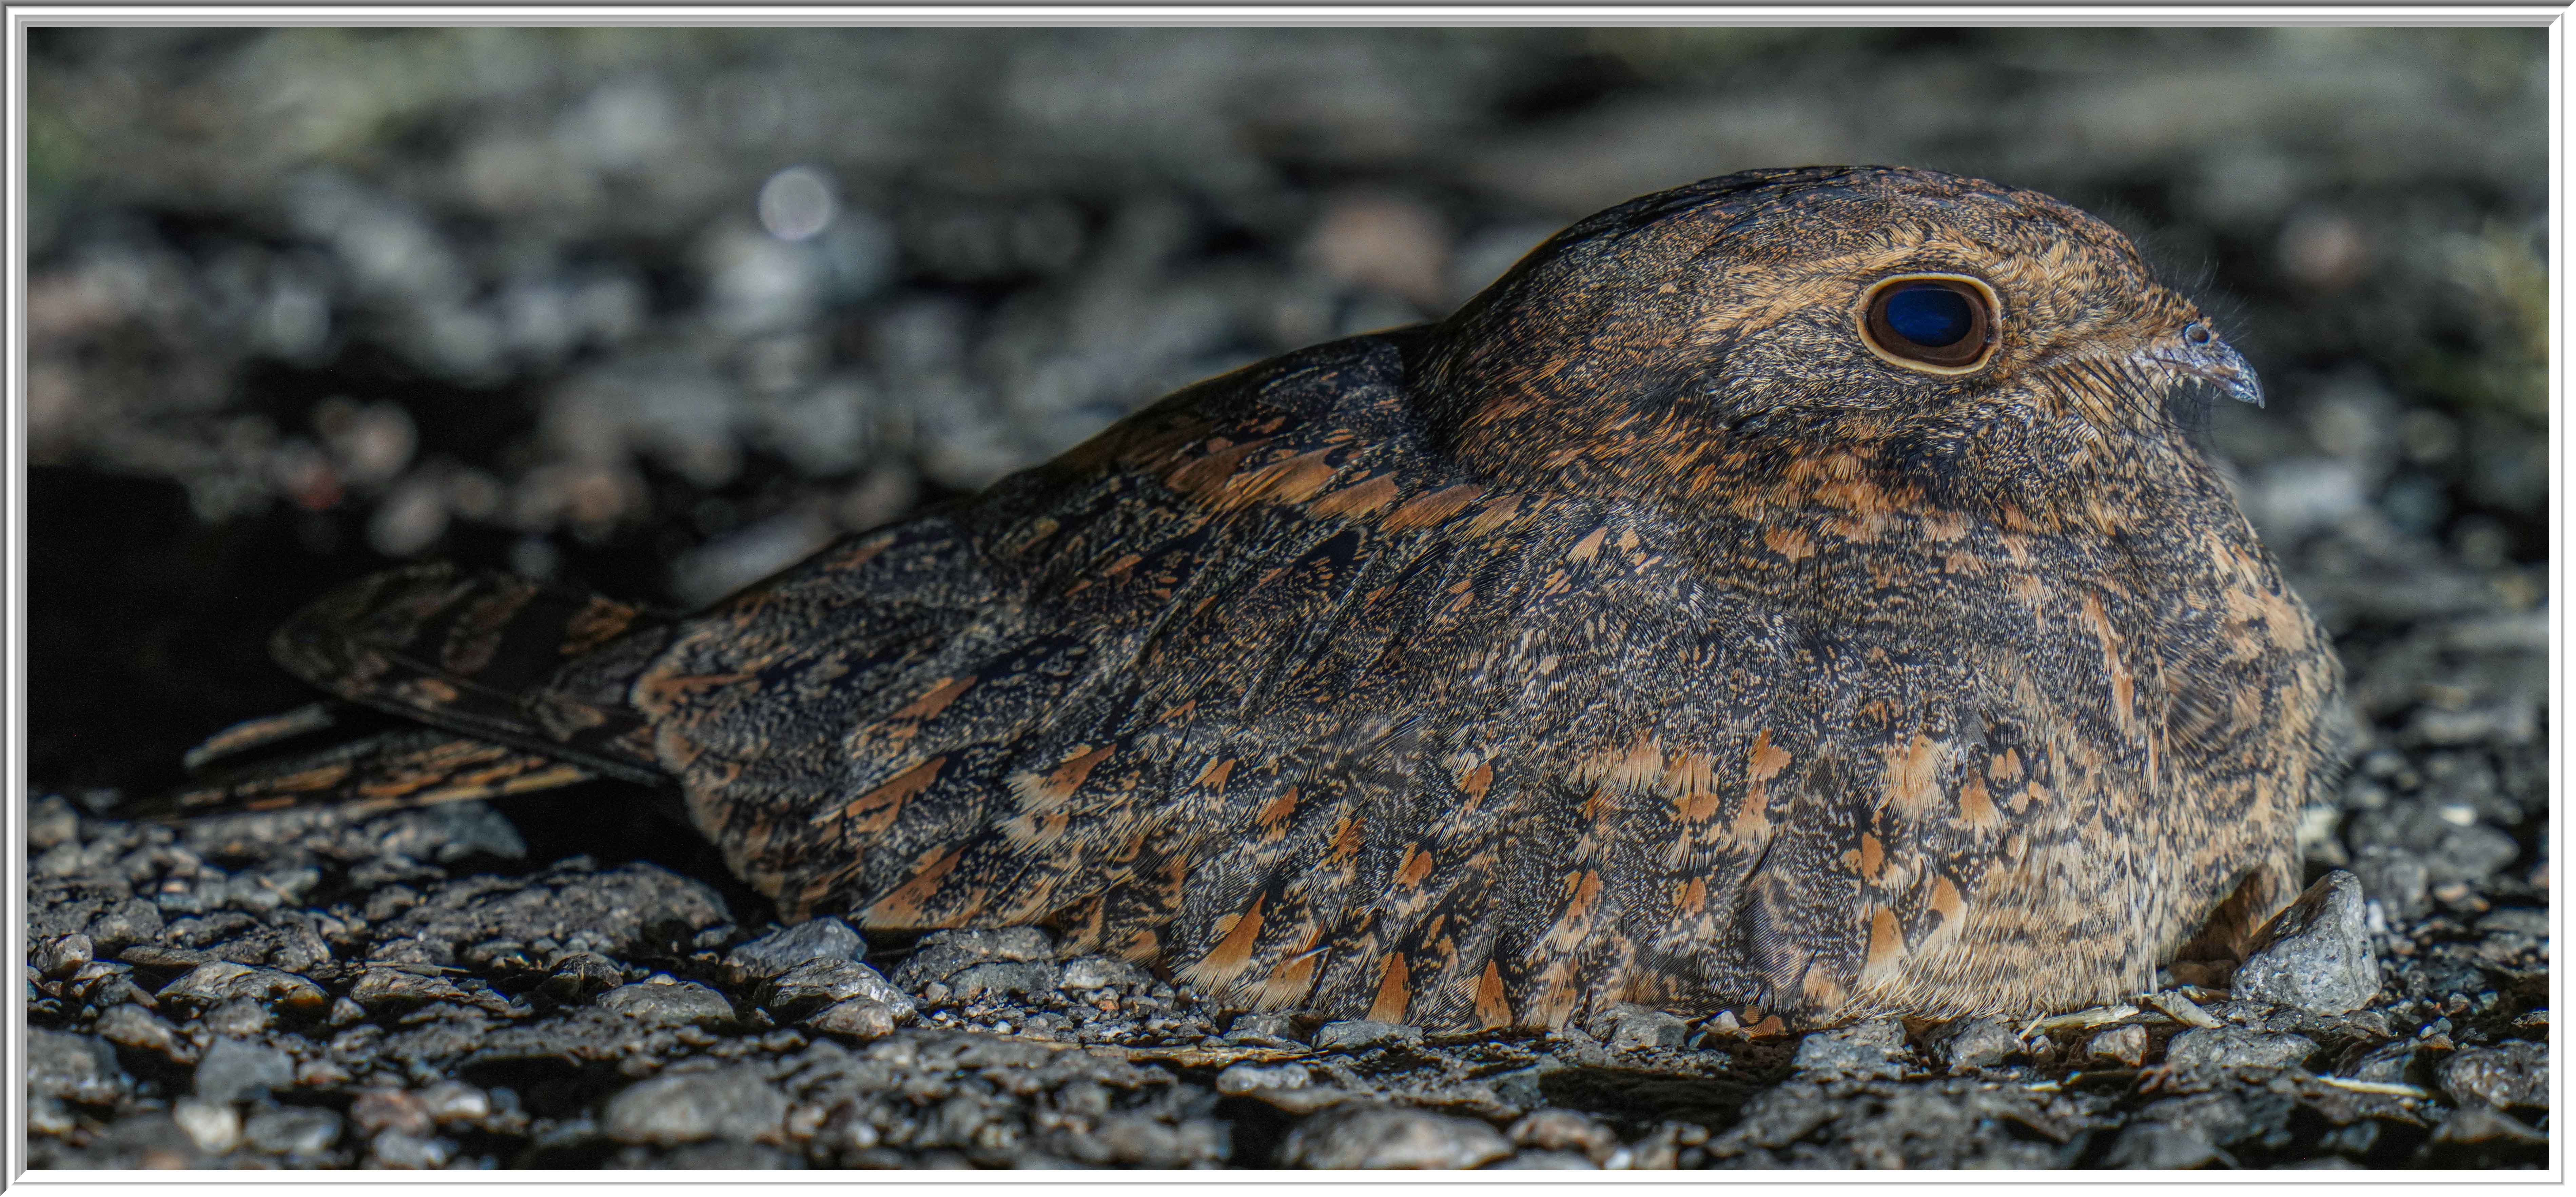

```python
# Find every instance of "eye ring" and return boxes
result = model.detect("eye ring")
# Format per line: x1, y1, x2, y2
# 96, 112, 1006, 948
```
1857, 274, 2001, 374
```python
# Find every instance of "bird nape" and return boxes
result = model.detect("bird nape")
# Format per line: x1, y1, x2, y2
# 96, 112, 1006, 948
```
136, 165, 2344, 1035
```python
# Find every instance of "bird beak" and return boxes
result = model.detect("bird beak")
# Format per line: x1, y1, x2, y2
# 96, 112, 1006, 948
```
2151, 328, 2264, 409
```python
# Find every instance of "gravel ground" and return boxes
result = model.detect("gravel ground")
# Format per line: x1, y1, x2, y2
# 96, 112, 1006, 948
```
24, 28, 2549, 1170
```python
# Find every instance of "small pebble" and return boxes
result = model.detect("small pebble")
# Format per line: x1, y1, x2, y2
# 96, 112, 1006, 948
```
2087, 1024, 2148, 1067
1276, 1102, 1512, 1170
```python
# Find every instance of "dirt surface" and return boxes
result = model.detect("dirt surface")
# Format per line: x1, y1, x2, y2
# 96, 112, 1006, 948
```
23, 28, 2549, 1170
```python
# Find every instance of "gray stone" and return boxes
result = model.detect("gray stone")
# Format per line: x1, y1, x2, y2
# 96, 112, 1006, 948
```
155, 960, 329, 1016
369, 860, 729, 964
245, 1106, 343, 1156
1277, 1102, 1513, 1169
2088, 1024, 2148, 1067
2350, 846, 2431, 921
2104, 1121, 2221, 1170
599, 977, 736, 1026
34, 933, 94, 978
371, 1129, 455, 1168
96, 1003, 195, 1063
29, 793, 81, 849
890, 926, 1055, 989
805, 998, 902, 1040
1314, 1019, 1424, 1051
195, 1036, 297, 1103
761, 958, 912, 1021
2438, 1041, 2547, 1110
1225, 1010, 1313, 1046
723, 917, 866, 986
1489, 1150, 1600, 1169
947, 959, 1061, 1001
2433, 1104, 2548, 1146
417, 1079, 493, 1123
350, 966, 481, 1013
1216, 1062, 1314, 1095
2164, 1026, 2316, 1071
540, 951, 626, 1003
1506, 1107, 1619, 1162
202, 997, 274, 1037
2423, 823, 2520, 884
1587, 1003, 1688, 1053
1059, 954, 1154, 991
603, 1067, 790, 1145
173, 1097, 242, 1154
85, 898, 167, 953
1927, 1017, 2022, 1072
28, 1028, 129, 1104
2232, 870, 2380, 1015
351, 1088, 435, 1136
1791, 1018, 1908, 1078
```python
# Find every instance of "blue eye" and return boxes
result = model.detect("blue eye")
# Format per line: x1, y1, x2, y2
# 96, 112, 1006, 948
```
1882, 286, 1973, 347
1862, 277, 1994, 369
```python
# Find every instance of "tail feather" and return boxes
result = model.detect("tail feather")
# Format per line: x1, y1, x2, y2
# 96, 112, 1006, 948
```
133, 727, 599, 822
134, 563, 674, 825
265, 562, 665, 784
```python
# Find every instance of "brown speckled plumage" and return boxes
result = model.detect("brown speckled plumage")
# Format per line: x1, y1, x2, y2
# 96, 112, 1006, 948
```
152, 166, 2345, 1033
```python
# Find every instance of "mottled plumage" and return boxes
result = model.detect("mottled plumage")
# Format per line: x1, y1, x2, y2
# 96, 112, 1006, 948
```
150, 166, 2344, 1034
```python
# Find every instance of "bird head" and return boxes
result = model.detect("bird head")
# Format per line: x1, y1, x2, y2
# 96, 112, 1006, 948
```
1419, 166, 2261, 519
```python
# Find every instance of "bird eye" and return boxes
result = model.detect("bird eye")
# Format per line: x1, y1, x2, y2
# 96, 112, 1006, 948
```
1859, 275, 1998, 372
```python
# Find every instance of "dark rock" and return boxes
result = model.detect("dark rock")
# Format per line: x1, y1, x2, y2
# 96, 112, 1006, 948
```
34, 933, 94, 978
86, 898, 169, 954
2164, 1027, 2317, 1071
603, 1067, 789, 1145
1791, 1019, 1908, 1078
96, 1003, 195, 1062
2438, 1041, 2547, 1110
1489, 1149, 1600, 1169
2104, 1121, 2222, 1170
350, 966, 480, 1013
540, 950, 626, 1003
2233, 870, 2379, 1015
29, 793, 81, 849
368, 860, 728, 965
370, 1129, 455, 1168
1926, 1017, 2022, 1072
947, 960, 1061, 1001
2432, 1104, 2547, 1146
245, 1106, 343, 1156
1506, 1107, 1619, 1162
598, 977, 736, 1027
352, 1088, 436, 1136
155, 960, 329, 1016
1587, 1003, 1689, 1053
756, 957, 914, 1023
806, 998, 902, 1040
202, 996, 274, 1037
890, 926, 1055, 989
195, 1036, 296, 1102
2350, 846, 2432, 921
1059, 955, 1154, 992
723, 916, 866, 985
81, 1112, 208, 1169
1276, 1102, 1513, 1169
1313, 1019, 1424, 1051
28, 1028, 129, 1104
2087, 1024, 2148, 1067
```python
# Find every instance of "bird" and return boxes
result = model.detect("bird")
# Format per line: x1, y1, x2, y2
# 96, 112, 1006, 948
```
143, 165, 2345, 1036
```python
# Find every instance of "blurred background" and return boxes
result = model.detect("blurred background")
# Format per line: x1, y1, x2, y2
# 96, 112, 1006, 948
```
26, 27, 2548, 805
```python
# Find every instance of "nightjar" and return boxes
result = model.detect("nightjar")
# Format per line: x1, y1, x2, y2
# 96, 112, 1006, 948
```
150, 166, 2345, 1034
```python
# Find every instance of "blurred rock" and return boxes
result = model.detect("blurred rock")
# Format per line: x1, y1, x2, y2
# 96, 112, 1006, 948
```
2438, 1042, 2546, 1110
604, 1067, 789, 1145
1276, 1102, 1512, 1169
